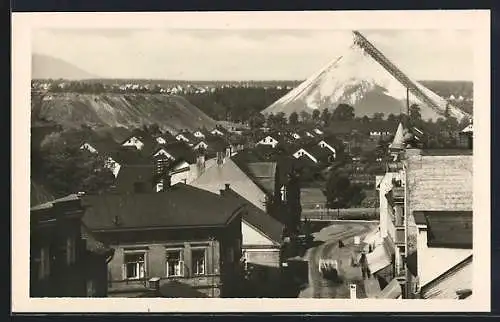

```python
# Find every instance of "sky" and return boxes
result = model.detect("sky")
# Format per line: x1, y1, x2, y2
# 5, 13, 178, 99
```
32, 28, 474, 81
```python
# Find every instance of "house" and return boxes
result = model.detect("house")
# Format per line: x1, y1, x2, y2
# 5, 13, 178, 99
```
121, 135, 146, 150
317, 139, 337, 156
292, 148, 318, 164
414, 210, 472, 293
290, 132, 301, 140
419, 254, 472, 299
113, 164, 158, 194
372, 147, 473, 299
30, 194, 114, 297
313, 128, 324, 135
210, 128, 225, 136
79, 137, 123, 177
193, 130, 206, 139
175, 132, 194, 143
302, 130, 315, 138
193, 140, 208, 151
190, 158, 269, 212
219, 185, 286, 297
256, 135, 279, 149
82, 183, 245, 298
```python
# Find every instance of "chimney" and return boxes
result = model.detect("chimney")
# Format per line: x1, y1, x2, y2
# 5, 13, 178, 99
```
197, 154, 206, 173
225, 183, 230, 191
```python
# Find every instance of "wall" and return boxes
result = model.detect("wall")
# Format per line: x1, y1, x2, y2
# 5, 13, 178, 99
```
242, 221, 276, 247
416, 229, 472, 287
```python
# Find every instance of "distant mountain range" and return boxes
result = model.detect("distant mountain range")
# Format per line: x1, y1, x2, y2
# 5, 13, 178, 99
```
32, 54, 98, 80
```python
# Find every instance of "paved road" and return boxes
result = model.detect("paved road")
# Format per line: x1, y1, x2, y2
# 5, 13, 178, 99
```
298, 222, 378, 298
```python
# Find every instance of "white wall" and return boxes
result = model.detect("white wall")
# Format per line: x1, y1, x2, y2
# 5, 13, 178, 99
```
417, 229, 472, 286
242, 221, 275, 247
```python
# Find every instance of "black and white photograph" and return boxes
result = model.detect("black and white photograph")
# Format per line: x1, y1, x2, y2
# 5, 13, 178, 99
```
12, 10, 490, 312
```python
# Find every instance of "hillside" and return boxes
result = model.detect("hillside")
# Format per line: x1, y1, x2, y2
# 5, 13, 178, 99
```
262, 31, 471, 122
32, 92, 218, 133
32, 54, 98, 80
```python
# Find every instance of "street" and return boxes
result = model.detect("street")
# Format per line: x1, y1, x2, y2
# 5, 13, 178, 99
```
298, 222, 378, 298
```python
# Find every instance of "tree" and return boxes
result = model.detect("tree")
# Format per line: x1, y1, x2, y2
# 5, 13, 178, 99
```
249, 113, 265, 129
321, 108, 331, 126
325, 172, 351, 209
386, 113, 397, 123
373, 112, 385, 120
409, 104, 422, 124
288, 112, 299, 126
312, 109, 321, 122
332, 104, 355, 121
299, 110, 311, 124
361, 115, 370, 124
39, 138, 115, 197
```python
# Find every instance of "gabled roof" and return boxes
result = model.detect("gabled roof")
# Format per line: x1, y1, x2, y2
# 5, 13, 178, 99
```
161, 142, 196, 164
420, 255, 473, 299
190, 158, 268, 211
223, 189, 284, 245
407, 154, 473, 212
114, 164, 156, 194
424, 211, 472, 249
110, 148, 152, 166
244, 162, 277, 196
80, 137, 120, 155
82, 183, 244, 231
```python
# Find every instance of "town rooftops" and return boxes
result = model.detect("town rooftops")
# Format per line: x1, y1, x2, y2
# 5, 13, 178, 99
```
82, 183, 244, 231
406, 153, 472, 212
424, 211, 473, 249
222, 188, 284, 245
113, 164, 156, 193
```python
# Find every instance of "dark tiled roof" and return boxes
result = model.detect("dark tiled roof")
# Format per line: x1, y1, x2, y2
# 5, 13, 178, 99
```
161, 142, 196, 164
223, 189, 284, 244
425, 211, 473, 249
245, 162, 277, 196
111, 148, 152, 166
82, 183, 244, 231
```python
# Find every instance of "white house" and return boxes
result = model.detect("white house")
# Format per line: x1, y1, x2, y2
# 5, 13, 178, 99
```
304, 131, 315, 138
317, 140, 337, 155
256, 135, 279, 148
122, 136, 144, 150
313, 128, 324, 135
369, 131, 391, 137
175, 133, 190, 143
169, 160, 193, 186
153, 148, 175, 160
291, 132, 301, 140
211, 128, 224, 136
80, 142, 98, 154
194, 141, 208, 151
104, 156, 121, 178
292, 148, 318, 163
193, 131, 206, 139
156, 136, 167, 145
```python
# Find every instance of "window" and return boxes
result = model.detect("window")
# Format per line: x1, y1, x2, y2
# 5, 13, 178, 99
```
192, 249, 206, 275
166, 250, 184, 277
38, 247, 50, 280
124, 252, 146, 280
280, 185, 287, 202
66, 237, 76, 265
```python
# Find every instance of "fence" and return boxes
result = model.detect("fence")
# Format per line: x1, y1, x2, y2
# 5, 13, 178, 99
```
302, 207, 379, 221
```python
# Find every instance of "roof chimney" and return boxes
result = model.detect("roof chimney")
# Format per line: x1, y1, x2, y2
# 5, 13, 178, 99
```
225, 183, 230, 191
